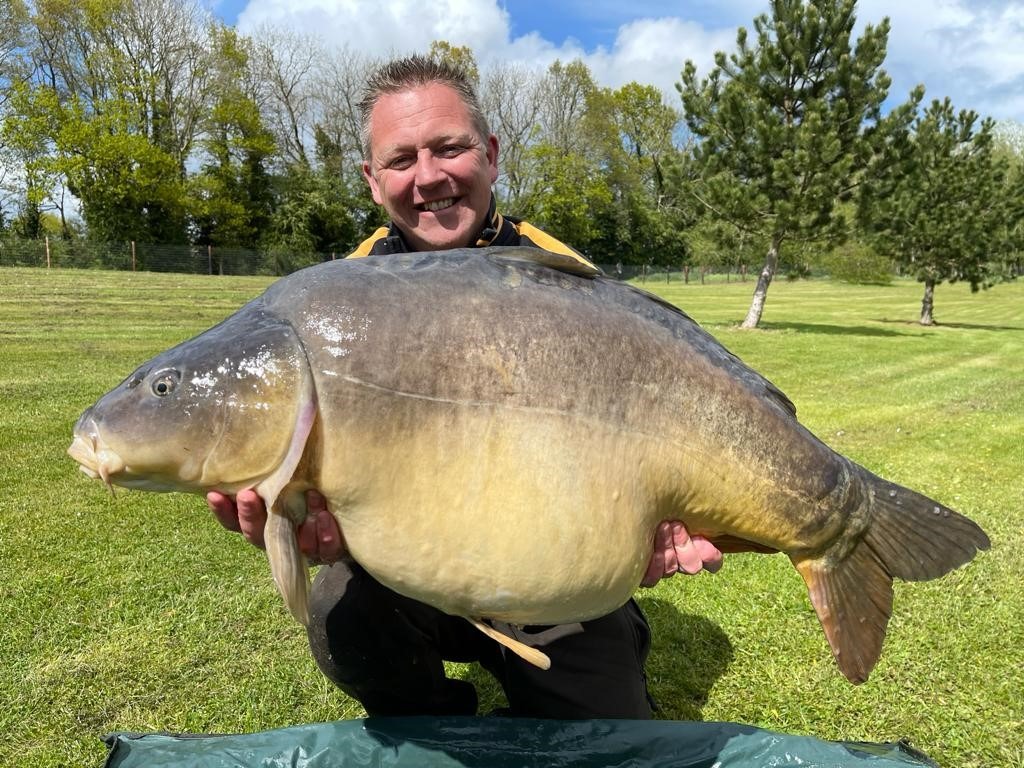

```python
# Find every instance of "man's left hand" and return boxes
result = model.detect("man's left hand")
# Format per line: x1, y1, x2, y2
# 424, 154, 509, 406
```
641, 521, 723, 587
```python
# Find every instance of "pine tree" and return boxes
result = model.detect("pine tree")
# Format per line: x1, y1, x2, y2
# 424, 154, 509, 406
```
860, 98, 1016, 325
677, 0, 892, 327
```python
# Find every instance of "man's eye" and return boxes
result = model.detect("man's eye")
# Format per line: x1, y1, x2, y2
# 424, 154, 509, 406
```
388, 156, 413, 170
439, 145, 465, 157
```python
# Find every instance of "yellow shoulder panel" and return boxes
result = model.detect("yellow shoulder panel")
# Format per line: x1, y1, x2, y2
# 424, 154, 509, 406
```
347, 227, 391, 258
515, 221, 595, 268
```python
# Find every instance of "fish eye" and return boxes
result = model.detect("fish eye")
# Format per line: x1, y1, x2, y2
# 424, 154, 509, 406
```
151, 369, 180, 397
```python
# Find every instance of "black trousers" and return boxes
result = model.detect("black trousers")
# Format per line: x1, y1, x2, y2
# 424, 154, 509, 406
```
306, 560, 654, 719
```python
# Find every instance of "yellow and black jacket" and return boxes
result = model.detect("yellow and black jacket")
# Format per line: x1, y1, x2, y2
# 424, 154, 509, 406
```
347, 195, 595, 269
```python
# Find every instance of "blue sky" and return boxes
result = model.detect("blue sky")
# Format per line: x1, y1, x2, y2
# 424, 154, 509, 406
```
208, 0, 1024, 124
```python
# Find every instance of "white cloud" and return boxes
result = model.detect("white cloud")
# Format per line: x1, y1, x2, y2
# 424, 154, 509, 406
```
858, 1, 1024, 119
234, 0, 1024, 122
236, 0, 511, 59
586, 18, 736, 101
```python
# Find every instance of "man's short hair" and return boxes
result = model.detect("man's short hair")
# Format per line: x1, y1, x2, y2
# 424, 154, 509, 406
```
358, 54, 491, 159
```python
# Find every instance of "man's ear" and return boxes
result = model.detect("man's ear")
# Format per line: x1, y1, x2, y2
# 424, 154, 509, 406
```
486, 134, 499, 184
362, 161, 383, 205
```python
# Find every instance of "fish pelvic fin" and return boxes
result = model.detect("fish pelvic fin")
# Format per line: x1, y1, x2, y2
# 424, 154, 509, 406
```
467, 619, 552, 670
266, 490, 311, 626
793, 466, 990, 684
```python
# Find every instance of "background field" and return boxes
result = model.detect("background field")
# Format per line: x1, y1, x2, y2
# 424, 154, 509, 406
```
1, 266, 1020, 767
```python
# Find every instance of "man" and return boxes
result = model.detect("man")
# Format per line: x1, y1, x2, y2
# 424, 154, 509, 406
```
208, 55, 722, 719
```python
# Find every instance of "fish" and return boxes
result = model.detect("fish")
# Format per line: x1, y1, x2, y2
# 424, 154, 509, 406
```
68, 247, 990, 683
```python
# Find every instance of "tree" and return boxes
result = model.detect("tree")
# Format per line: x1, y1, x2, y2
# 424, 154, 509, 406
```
859, 98, 1018, 324
537, 60, 596, 155
249, 25, 320, 168
518, 142, 612, 255
427, 40, 479, 83
5, 0, 215, 243
677, 0, 893, 327
481, 62, 541, 211
1, 0, 33, 228
189, 25, 276, 250
594, 83, 690, 269
0, 0, 29, 112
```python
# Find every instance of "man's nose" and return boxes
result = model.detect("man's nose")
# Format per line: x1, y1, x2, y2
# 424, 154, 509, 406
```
414, 151, 445, 187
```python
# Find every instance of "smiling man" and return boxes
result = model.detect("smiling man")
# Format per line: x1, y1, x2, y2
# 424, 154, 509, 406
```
208, 55, 722, 720
348, 56, 589, 260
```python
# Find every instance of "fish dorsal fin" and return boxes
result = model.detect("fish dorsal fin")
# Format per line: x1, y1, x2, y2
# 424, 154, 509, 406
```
488, 247, 603, 279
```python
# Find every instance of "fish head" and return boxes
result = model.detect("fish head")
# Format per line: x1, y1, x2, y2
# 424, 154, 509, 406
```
68, 309, 314, 495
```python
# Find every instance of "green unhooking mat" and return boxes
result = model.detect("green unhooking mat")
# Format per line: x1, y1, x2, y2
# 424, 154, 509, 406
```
103, 717, 939, 767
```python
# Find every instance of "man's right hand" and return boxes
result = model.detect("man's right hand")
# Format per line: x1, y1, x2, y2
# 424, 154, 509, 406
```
207, 488, 346, 564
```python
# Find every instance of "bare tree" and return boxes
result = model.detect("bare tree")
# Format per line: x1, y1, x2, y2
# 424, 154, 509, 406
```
311, 46, 377, 181
481, 62, 542, 211
536, 59, 595, 155
249, 25, 322, 168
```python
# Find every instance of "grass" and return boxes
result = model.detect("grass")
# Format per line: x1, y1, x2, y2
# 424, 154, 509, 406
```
1, 266, 1021, 767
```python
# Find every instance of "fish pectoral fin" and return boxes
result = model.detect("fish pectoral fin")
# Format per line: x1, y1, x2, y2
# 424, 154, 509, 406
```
467, 618, 552, 671
792, 544, 893, 685
265, 491, 311, 626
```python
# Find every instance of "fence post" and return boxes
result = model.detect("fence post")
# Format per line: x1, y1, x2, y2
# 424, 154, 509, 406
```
45, 236, 51, 269
131, 240, 137, 271
208, 244, 213, 275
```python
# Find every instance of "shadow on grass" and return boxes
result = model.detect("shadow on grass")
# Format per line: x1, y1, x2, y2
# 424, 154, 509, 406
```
639, 597, 734, 721
874, 318, 1024, 332
758, 321, 915, 337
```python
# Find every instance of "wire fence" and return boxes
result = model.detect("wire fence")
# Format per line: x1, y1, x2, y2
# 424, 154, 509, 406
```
0, 235, 767, 283
0, 236, 344, 275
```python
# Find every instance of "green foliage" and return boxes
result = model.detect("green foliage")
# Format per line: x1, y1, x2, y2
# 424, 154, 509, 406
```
261, 162, 369, 273
2, 1, 1021, 294
517, 141, 613, 254
677, 0, 893, 326
0, 0, 30, 98
820, 239, 893, 284
587, 83, 692, 267
428, 40, 479, 83
859, 98, 1020, 323
190, 27, 276, 249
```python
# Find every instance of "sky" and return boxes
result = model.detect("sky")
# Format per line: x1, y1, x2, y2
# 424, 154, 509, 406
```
206, 0, 1024, 126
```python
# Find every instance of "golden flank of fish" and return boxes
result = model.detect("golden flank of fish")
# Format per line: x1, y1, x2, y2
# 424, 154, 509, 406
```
68, 248, 990, 683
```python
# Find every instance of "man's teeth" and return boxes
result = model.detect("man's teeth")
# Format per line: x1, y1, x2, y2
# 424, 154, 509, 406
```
422, 198, 455, 212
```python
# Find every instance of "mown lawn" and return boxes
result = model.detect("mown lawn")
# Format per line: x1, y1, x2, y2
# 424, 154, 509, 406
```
1, 266, 1020, 767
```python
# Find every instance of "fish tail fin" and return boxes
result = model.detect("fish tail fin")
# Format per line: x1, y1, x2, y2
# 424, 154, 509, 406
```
793, 467, 990, 684
859, 471, 991, 582
265, 495, 311, 626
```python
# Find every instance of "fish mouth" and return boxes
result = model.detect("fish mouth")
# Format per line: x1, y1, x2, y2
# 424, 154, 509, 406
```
68, 416, 126, 495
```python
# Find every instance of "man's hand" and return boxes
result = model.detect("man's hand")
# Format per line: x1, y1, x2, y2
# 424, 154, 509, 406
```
207, 489, 346, 564
641, 521, 722, 587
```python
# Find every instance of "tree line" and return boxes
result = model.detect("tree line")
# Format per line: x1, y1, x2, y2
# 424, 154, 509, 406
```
1, 0, 1021, 325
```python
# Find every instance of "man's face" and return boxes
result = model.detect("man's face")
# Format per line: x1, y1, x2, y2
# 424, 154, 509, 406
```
362, 83, 499, 251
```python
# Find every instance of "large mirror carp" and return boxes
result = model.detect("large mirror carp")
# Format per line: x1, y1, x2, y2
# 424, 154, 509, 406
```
69, 248, 989, 683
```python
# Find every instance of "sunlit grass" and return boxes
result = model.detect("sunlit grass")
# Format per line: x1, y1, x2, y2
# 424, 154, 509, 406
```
1, 267, 1020, 767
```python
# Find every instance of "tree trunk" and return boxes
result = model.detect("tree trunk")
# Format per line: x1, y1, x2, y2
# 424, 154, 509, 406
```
920, 279, 936, 325
741, 234, 782, 329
